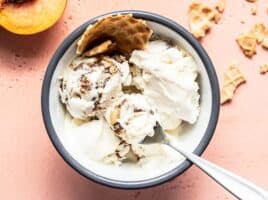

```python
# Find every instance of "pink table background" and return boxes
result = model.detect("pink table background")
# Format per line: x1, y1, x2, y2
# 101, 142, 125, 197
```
1, 0, 268, 199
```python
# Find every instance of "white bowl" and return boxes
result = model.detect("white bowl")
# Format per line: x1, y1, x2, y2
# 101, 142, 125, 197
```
41, 10, 220, 189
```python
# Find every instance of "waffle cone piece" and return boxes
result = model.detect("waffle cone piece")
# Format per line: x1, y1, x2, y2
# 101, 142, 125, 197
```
262, 29, 268, 48
188, 2, 221, 38
250, 23, 266, 44
77, 14, 153, 55
83, 40, 116, 57
236, 33, 257, 57
221, 64, 246, 104
260, 64, 268, 74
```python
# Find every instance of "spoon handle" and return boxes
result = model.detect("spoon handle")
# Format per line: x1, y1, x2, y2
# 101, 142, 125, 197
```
171, 145, 268, 200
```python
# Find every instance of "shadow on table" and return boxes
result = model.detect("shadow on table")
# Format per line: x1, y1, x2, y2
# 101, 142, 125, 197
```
0, 27, 50, 56
0, 16, 68, 71
0, 21, 65, 55
48, 151, 198, 200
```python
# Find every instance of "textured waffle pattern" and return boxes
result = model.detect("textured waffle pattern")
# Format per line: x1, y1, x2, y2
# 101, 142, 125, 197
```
189, 2, 221, 38
250, 23, 266, 43
221, 64, 246, 104
77, 14, 153, 55
236, 33, 257, 57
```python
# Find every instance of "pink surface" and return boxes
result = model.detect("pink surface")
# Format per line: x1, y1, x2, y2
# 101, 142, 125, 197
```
0, 0, 268, 199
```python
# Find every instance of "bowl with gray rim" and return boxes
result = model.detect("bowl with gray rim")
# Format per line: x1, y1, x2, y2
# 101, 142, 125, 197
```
41, 10, 220, 189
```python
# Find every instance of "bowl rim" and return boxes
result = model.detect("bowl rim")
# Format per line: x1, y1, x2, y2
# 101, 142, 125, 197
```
41, 10, 220, 189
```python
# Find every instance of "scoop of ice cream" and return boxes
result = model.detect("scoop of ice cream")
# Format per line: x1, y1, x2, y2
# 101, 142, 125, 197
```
105, 94, 157, 144
104, 94, 157, 164
59, 56, 131, 120
130, 40, 200, 130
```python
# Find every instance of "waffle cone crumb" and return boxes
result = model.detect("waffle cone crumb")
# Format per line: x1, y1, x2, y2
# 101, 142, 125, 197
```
262, 29, 268, 48
236, 33, 257, 57
237, 23, 268, 57
215, 0, 226, 13
188, 2, 222, 38
250, 23, 266, 43
221, 64, 246, 104
260, 64, 268, 74
251, 4, 257, 15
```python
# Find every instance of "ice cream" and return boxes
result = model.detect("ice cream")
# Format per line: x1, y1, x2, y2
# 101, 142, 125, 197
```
106, 94, 157, 143
104, 94, 157, 164
59, 56, 131, 120
54, 13, 204, 182
130, 40, 200, 131
59, 38, 200, 169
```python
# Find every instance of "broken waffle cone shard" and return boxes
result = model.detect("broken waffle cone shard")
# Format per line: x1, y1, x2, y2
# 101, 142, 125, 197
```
215, 0, 226, 13
250, 3, 257, 15
236, 33, 257, 57
221, 85, 235, 104
188, 2, 221, 38
250, 23, 266, 43
221, 64, 246, 104
76, 14, 153, 55
83, 40, 116, 57
262, 29, 268, 48
259, 64, 268, 74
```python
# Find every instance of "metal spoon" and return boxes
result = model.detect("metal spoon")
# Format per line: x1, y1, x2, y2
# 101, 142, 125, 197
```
143, 128, 268, 200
